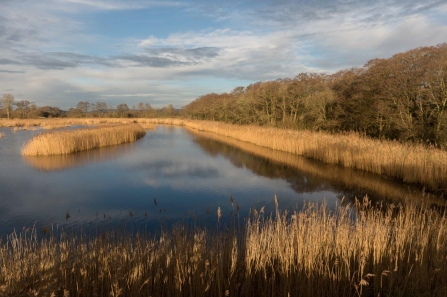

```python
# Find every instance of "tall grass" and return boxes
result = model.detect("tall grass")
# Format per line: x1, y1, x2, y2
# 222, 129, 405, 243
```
187, 129, 431, 204
6, 117, 447, 191
21, 124, 146, 156
0, 197, 445, 296
0, 118, 156, 130
145, 119, 447, 193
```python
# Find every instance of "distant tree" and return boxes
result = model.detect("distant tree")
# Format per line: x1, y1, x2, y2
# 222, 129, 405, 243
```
137, 102, 145, 112
1, 94, 15, 119
93, 101, 107, 117
161, 104, 177, 117
116, 103, 130, 117
39, 106, 64, 118
68, 107, 82, 118
76, 101, 90, 117
15, 100, 32, 118
137, 102, 154, 117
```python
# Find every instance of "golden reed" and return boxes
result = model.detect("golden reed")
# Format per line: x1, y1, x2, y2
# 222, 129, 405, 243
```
21, 124, 146, 156
145, 118, 447, 193
4, 117, 447, 191
187, 129, 430, 203
0, 118, 156, 130
0, 197, 445, 296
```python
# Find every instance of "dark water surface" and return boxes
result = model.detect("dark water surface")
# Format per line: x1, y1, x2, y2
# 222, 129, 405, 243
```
0, 125, 428, 236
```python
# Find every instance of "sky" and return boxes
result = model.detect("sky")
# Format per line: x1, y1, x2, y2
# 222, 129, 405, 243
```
0, 0, 446, 109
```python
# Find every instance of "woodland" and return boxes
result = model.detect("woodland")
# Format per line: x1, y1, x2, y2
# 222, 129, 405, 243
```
183, 44, 447, 146
2, 43, 447, 146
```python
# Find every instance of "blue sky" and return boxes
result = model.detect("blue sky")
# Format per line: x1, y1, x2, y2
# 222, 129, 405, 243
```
1, 0, 446, 109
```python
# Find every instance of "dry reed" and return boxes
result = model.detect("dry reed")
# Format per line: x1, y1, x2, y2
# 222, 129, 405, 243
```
6, 117, 447, 191
0, 118, 156, 130
0, 197, 445, 296
144, 119, 447, 193
21, 124, 146, 156
187, 129, 440, 204
0, 132, 3, 139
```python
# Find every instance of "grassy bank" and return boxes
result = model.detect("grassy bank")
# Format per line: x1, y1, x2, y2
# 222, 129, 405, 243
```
144, 119, 447, 193
5, 117, 447, 191
21, 124, 146, 156
0, 118, 156, 130
0, 197, 445, 297
187, 129, 430, 204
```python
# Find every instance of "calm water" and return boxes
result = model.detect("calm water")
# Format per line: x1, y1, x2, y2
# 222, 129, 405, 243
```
0, 125, 428, 236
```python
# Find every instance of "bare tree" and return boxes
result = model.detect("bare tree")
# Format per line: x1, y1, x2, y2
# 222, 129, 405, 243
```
15, 100, 31, 118
1, 94, 15, 119
117, 103, 129, 117
93, 101, 107, 117
76, 101, 91, 117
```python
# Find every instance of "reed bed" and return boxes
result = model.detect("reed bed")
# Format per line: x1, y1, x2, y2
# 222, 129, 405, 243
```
0, 197, 445, 296
0, 118, 156, 130
144, 119, 447, 193
21, 124, 146, 156
6, 117, 447, 190
187, 129, 430, 204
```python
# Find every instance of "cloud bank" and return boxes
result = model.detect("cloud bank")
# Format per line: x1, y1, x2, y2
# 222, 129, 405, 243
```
0, 0, 446, 108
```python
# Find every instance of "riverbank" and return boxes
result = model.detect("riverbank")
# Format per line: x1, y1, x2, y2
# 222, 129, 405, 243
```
0, 197, 445, 297
0, 118, 156, 130
144, 118, 447, 193
186, 128, 431, 204
21, 124, 146, 155
3, 117, 447, 192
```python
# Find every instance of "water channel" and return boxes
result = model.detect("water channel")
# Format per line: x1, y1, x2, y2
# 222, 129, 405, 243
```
0, 125, 433, 237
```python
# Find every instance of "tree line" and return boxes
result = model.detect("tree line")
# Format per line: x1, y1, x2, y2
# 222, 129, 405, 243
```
183, 44, 447, 146
0, 96, 178, 120
2, 43, 447, 146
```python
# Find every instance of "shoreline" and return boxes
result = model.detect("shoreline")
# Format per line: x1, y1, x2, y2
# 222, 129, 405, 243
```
3, 117, 447, 193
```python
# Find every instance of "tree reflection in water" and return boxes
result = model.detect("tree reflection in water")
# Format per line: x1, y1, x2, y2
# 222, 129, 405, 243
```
188, 128, 436, 206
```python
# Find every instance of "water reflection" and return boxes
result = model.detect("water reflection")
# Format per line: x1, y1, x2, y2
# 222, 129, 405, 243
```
0, 125, 442, 238
23, 142, 135, 172
187, 128, 430, 205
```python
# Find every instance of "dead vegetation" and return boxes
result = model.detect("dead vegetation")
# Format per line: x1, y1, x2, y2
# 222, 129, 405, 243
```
145, 119, 447, 193
10, 117, 446, 191
0, 118, 156, 130
21, 124, 146, 156
0, 197, 445, 296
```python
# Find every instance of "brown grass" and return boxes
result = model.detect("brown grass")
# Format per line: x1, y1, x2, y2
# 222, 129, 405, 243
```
21, 124, 146, 156
143, 119, 447, 193
187, 129, 433, 204
5, 115, 447, 191
0, 197, 445, 296
5, 117, 447, 191
0, 118, 156, 130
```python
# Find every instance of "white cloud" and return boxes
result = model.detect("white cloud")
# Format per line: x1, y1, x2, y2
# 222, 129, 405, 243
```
0, 0, 446, 108
311, 15, 447, 67
57, 0, 187, 11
